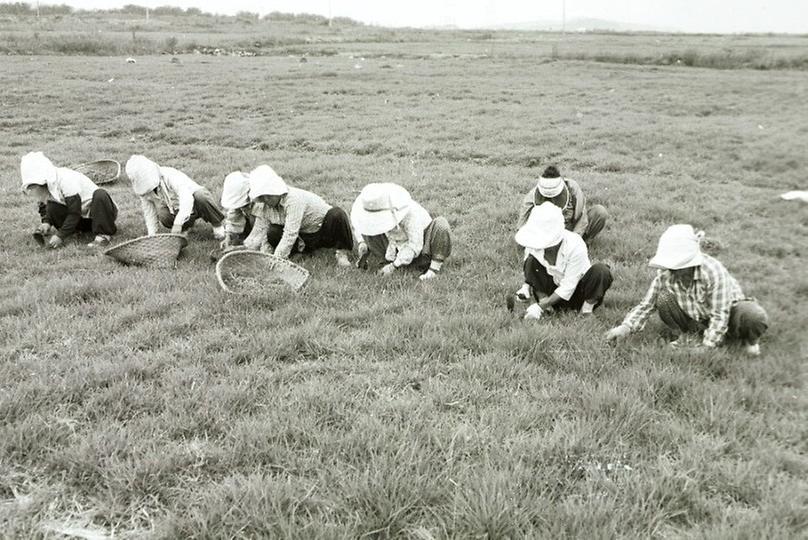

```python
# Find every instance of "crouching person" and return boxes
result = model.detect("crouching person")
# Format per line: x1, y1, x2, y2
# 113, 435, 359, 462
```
605, 224, 769, 356
351, 182, 451, 281
220, 171, 253, 247
20, 151, 118, 248
125, 155, 225, 239
243, 165, 353, 266
515, 202, 612, 319
517, 165, 608, 243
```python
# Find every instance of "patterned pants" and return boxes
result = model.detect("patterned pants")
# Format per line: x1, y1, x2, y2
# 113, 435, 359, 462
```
364, 216, 452, 269
656, 292, 769, 345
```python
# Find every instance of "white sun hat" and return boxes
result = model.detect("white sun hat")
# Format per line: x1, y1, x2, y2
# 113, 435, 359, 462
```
248, 165, 288, 199
351, 182, 412, 236
514, 201, 565, 250
20, 151, 57, 189
221, 171, 251, 209
648, 224, 705, 270
537, 173, 565, 198
125, 155, 162, 196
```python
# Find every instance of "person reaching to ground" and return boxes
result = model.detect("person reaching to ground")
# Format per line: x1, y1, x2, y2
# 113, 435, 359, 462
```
220, 170, 253, 247
243, 165, 353, 266
351, 182, 452, 281
125, 155, 225, 239
605, 224, 769, 356
20, 151, 118, 248
515, 165, 609, 300
515, 202, 613, 319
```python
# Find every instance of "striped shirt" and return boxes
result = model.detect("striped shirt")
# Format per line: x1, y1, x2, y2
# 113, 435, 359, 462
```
621, 254, 745, 347
244, 186, 331, 258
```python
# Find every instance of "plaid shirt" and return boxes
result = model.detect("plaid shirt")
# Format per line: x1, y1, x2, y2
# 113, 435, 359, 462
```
621, 254, 745, 347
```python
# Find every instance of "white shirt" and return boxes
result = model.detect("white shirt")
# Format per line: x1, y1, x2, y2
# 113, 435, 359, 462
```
526, 230, 591, 300
139, 166, 203, 235
47, 168, 99, 218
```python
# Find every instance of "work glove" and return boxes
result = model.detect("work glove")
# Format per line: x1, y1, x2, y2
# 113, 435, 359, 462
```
419, 269, 437, 281
605, 324, 631, 342
48, 235, 63, 249
524, 303, 543, 320
378, 262, 396, 276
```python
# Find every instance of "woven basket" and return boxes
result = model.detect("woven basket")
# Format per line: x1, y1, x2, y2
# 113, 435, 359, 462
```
216, 250, 310, 294
104, 234, 188, 268
74, 159, 121, 185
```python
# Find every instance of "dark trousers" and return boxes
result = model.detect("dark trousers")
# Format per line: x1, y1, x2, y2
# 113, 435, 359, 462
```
656, 292, 769, 345
157, 189, 224, 231
523, 256, 613, 311
45, 189, 118, 236
266, 206, 354, 252
582, 204, 608, 243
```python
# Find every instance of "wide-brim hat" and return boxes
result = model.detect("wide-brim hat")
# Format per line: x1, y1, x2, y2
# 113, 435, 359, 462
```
20, 151, 57, 189
537, 174, 565, 198
125, 155, 161, 196
249, 165, 288, 199
221, 171, 251, 209
648, 224, 704, 269
351, 182, 412, 236
514, 201, 565, 249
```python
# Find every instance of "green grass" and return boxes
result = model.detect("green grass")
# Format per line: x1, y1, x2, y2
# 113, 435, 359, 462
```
0, 32, 807, 538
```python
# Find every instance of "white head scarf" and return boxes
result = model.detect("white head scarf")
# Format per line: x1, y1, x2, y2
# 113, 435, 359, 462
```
248, 165, 288, 199
221, 171, 251, 209
125, 155, 162, 196
20, 151, 57, 190
649, 224, 705, 270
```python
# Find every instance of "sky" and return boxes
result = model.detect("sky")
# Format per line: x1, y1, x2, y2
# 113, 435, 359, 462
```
18, 0, 808, 34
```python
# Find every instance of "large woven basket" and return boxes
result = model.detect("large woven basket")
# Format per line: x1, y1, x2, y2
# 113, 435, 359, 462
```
74, 159, 121, 185
216, 250, 310, 294
104, 234, 188, 268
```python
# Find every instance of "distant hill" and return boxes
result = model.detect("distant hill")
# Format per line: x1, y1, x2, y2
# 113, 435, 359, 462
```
487, 17, 678, 33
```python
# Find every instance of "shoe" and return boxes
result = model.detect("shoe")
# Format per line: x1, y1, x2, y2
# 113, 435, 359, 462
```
515, 283, 531, 301
580, 301, 595, 315
669, 334, 697, 348
419, 269, 438, 281
295, 238, 306, 253
335, 250, 351, 267
87, 235, 111, 248
524, 303, 543, 320
356, 243, 370, 269
212, 225, 225, 240
744, 343, 761, 357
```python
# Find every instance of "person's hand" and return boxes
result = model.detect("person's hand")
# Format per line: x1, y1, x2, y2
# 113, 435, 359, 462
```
605, 325, 631, 342
36, 223, 52, 235
356, 242, 370, 269
538, 298, 555, 314
378, 263, 396, 276
524, 303, 543, 320
48, 235, 63, 249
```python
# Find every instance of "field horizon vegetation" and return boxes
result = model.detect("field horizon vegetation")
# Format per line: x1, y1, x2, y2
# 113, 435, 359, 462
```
1, 3, 807, 538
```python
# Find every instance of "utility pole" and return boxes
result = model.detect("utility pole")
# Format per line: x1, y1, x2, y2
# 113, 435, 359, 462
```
561, 0, 566, 34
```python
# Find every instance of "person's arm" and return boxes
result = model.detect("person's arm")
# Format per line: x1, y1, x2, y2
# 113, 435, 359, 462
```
171, 186, 196, 234
702, 268, 733, 348
141, 197, 160, 236
55, 195, 82, 239
393, 215, 426, 267
548, 242, 590, 303
517, 190, 535, 229
620, 274, 662, 332
224, 208, 246, 234
244, 214, 269, 251
570, 181, 588, 235
273, 197, 305, 259
385, 239, 397, 263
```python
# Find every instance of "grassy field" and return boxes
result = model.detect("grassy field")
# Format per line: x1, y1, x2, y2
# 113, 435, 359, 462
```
1, 21, 807, 539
